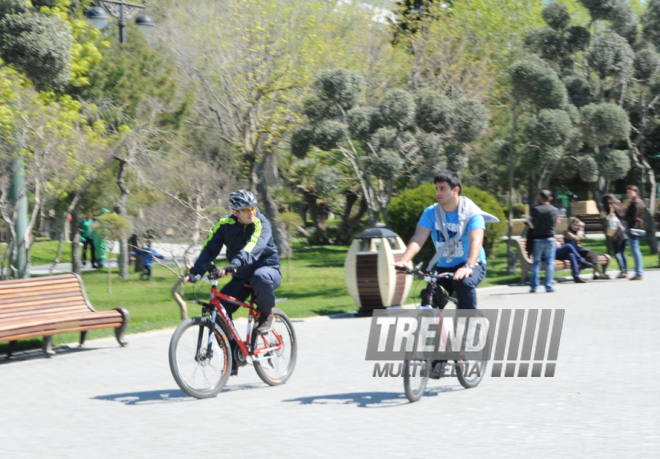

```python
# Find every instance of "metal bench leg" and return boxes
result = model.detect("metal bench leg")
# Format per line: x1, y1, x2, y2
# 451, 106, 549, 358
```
80, 331, 88, 347
6, 340, 17, 359
42, 336, 55, 357
114, 307, 130, 347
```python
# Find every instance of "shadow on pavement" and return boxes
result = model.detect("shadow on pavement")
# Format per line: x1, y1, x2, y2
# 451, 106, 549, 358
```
93, 383, 267, 405
284, 386, 460, 408
93, 389, 191, 405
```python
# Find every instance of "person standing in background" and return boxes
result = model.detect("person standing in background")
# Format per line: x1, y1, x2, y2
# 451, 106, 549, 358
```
79, 212, 97, 268
529, 190, 559, 293
624, 185, 645, 281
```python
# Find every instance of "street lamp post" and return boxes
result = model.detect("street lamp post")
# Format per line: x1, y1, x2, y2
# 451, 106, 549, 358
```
85, 1, 155, 44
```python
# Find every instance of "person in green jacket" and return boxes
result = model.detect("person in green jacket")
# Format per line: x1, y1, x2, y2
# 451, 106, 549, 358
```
79, 212, 97, 268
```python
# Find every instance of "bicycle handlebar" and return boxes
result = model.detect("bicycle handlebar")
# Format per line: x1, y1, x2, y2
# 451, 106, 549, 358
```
394, 266, 454, 280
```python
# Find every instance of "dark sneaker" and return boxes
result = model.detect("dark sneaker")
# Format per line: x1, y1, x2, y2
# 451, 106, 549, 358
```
256, 313, 273, 334
231, 363, 239, 376
574, 276, 586, 283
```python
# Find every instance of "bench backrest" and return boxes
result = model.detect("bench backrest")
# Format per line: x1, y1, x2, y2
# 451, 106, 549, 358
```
0, 274, 94, 321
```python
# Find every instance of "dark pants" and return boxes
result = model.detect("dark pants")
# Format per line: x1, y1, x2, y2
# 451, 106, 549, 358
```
556, 244, 586, 278
220, 266, 282, 319
433, 263, 487, 310
143, 264, 152, 280
82, 239, 96, 265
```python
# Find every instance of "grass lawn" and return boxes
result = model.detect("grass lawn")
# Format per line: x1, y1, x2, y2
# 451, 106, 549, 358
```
1, 238, 658, 352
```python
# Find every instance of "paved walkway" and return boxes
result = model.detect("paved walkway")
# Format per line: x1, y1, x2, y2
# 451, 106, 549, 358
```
1, 271, 658, 457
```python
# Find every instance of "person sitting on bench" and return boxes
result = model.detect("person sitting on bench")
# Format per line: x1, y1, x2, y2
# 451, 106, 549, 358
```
563, 217, 610, 280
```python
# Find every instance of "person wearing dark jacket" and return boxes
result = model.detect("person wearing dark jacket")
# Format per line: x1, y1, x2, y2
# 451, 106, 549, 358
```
185, 190, 281, 337
529, 190, 559, 293
624, 185, 645, 280
130, 241, 165, 281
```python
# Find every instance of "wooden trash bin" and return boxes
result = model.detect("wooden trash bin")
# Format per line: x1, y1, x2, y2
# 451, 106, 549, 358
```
344, 228, 413, 316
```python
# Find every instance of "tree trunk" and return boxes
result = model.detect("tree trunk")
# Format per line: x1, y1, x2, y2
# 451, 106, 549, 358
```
255, 159, 291, 258
337, 190, 368, 245
114, 160, 130, 280
304, 190, 329, 245
506, 104, 519, 275
71, 212, 82, 275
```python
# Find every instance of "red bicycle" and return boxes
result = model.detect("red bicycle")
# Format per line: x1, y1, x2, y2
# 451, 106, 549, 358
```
169, 267, 297, 399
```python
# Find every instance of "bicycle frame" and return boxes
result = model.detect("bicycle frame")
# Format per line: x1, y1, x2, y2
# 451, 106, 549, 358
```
198, 279, 284, 363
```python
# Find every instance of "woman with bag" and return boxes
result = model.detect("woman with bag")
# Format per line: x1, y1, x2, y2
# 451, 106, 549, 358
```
624, 185, 645, 280
601, 194, 629, 278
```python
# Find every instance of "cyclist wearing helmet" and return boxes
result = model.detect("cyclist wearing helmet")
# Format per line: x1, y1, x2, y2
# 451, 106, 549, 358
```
184, 190, 281, 338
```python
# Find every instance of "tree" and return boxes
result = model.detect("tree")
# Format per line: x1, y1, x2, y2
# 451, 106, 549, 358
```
91, 212, 131, 293
295, 68, 488, 227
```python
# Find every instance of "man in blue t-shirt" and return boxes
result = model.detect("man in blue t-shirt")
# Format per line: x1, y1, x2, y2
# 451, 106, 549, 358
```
394, 172, 488, 309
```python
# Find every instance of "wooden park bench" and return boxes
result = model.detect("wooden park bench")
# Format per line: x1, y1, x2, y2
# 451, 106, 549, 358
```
509, 235, 609, 283
0, 274, 129, 358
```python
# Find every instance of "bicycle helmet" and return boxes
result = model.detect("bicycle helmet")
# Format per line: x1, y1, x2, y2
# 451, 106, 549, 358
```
228, 189, 258, 210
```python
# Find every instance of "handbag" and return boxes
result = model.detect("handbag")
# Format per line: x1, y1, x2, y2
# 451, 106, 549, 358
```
630, 228, 646, 238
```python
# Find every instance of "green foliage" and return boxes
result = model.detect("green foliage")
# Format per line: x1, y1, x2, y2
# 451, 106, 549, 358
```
542, 2, 571, 31
312, 120, 347, 151
579, 103, 630, 147
378, 88, 415, 128
416, 132, 444, 159
364, 149, 402, 181
610, 0, 638, 43
595, 148, 631, 180
0, 11, 72, 89
314, 68, 364, 110
414, 90, 453, 134
509, 57, 567, 109
578, 0, 615, 21
525, 26, 565, 61
642, 0, 660, 49
525, 109, 572, 148
579, 155, 599, 182
445, 144, 468, 173
564, 75, 592, 107
565, 26, 591, 53
91, 213, 131, 241
588, 32, 634, 79
278, 211, 303, 231
74, 26, 183, 127
302, 94, 333, 123
290, 128, 313, 159
0, 0, 27, 16
452, 98, 489, 143
347, 106, 378, 140
633, 48, 660, 81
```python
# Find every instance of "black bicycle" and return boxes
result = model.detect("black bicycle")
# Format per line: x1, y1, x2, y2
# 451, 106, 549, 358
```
395, 265, 488, 402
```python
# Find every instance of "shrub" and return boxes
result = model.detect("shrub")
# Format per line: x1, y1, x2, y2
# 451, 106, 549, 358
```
503, 203, 526, 219
387, 184, 506, 267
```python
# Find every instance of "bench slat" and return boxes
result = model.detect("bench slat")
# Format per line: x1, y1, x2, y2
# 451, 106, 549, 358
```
0, 294, 87, 310
0, 274, 79, 291
0, 285, 82, 301
0, 304, 92, 323
1, 322, 124, 342
0, 274, 129, 352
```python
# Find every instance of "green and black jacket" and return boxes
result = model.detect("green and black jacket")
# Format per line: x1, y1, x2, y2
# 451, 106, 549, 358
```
191, 210, 280, 278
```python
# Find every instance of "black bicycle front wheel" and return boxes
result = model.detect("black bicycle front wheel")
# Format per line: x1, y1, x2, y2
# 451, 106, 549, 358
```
253, 308, 297, 386
169, 317, 232, 399
403, 359, 430, 403
456, 359, 487, 389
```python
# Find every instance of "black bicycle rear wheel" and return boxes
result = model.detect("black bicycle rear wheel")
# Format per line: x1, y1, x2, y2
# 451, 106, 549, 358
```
403, 359, 430, 402
253, 308, 297, 386
169, 317, 232, 399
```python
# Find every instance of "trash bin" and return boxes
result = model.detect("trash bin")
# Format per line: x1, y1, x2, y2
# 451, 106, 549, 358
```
344, 228, 413, 316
